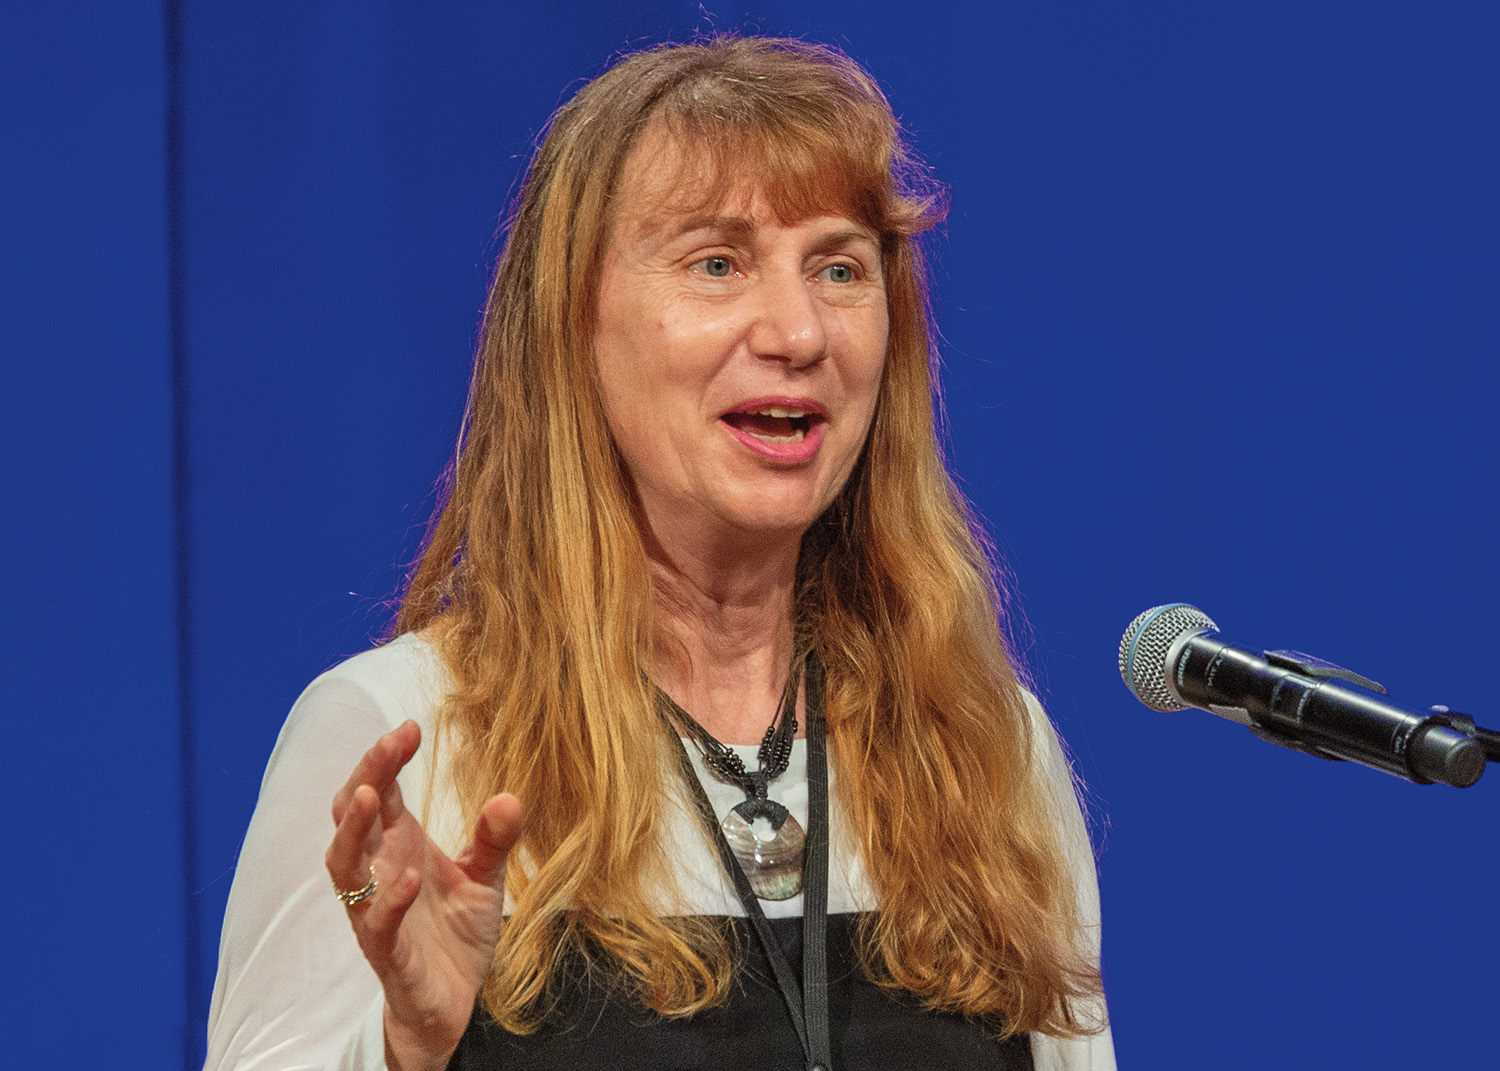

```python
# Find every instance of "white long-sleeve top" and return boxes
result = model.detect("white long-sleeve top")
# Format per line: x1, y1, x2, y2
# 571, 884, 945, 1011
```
205, 632, 1115, 1070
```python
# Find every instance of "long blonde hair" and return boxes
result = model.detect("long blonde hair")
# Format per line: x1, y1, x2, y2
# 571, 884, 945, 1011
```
396, 35, 1102, 1037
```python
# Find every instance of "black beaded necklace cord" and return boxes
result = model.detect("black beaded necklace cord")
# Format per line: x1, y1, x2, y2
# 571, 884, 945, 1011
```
659, 654, 799, 809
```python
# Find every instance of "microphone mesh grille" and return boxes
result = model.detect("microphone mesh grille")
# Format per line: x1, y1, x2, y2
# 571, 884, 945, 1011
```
1119, 603, 1218, 712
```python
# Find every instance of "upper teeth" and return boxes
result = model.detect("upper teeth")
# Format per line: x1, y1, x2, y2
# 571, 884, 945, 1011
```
755, 407, 806, 418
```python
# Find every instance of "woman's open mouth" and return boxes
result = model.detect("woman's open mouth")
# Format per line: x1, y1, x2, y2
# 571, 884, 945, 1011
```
721, 406, 820, 443
720, 400, 828, 463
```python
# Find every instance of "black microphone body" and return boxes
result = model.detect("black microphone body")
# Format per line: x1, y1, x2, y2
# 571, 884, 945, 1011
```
1169, 631, 1481, 787
1120, 604, 1486, 788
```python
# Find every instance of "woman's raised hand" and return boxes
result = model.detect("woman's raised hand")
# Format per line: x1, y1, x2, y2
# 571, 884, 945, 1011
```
325, 720, 524, 1071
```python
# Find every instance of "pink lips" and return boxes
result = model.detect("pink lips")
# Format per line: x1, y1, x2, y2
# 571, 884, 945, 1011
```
719, 396, 827, 465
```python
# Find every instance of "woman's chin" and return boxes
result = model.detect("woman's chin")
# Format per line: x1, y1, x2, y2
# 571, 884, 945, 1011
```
705, 497, 828, 549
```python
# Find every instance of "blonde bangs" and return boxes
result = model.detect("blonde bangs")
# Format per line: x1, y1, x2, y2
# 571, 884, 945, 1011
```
638, 113, 943, 243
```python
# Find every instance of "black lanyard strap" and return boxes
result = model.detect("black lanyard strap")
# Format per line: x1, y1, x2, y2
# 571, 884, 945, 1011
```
800, 653, 830, 1070
668, 652, 833, 1071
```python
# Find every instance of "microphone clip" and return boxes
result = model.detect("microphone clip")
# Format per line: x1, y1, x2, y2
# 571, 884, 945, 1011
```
1262, 649, 1387, 695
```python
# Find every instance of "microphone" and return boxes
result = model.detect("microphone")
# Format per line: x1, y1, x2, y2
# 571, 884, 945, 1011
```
1118, 604, 1486, 788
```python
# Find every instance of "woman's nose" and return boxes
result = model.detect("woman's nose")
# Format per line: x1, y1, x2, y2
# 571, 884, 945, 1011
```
746, 270, 828, 368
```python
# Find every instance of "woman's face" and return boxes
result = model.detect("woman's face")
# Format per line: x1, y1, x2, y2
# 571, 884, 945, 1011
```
594, 136, 889, 550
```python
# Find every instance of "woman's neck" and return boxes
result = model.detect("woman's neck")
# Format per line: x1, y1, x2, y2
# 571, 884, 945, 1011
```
644, 528, 803, 746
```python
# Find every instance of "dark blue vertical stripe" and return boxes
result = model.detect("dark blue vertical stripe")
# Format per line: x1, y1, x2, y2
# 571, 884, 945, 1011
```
164, 1, 202, 1067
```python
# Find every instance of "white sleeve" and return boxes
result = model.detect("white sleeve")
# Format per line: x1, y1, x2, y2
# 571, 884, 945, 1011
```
204, 672, 424, 1071
1025, 693, 1118, 1071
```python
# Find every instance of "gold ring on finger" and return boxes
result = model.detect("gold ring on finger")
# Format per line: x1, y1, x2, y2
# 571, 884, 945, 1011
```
333, 865, 378, 906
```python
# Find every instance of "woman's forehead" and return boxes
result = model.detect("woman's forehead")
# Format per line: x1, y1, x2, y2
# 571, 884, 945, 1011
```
611, 124, 873, 236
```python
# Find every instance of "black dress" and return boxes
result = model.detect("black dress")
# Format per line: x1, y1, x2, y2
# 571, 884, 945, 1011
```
449, 913, 1033, 1070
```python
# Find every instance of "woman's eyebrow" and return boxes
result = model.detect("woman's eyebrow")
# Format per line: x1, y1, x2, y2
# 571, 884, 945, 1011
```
639, 215, 878, 254
660, 215, 756, 243
807, 227, 880, 254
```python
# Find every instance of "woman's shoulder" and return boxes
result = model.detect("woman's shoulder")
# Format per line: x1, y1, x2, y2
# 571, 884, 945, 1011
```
288, 631, 449, 731
255, 632, 451, 798
1017, 689, 1075, 787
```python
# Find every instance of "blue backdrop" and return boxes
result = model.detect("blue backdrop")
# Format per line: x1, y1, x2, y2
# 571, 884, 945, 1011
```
8, 3, 1497, 1067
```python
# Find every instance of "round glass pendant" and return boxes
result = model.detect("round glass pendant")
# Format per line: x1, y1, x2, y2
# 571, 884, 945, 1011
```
721, 799, 806, 900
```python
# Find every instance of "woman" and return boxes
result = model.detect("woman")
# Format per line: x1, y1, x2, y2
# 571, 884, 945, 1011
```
206, 36, 1114, 1071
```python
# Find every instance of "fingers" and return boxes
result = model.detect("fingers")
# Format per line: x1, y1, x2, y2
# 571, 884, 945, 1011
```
331, 721, 421, 827
326, 783, 382, 897
327, 723, 425, 912
352, 865, 423, 968
455, 793, 524, 888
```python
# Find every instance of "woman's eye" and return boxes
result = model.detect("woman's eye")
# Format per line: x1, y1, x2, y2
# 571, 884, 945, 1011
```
695, 256, 733, 278
821, 263, 856, 284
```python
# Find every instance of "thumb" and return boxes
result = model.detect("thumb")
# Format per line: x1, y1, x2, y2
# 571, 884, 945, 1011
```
458, 792, 524, 888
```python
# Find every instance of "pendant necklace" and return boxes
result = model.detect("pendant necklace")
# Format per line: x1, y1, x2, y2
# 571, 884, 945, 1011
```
656, 655, 806, 900
665, 652, 833, 1070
